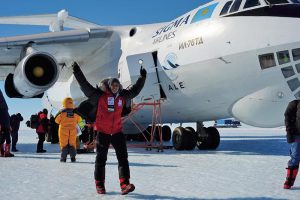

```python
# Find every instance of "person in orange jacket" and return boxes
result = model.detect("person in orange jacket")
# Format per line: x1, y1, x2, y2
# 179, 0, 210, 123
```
55, 97, 81, 162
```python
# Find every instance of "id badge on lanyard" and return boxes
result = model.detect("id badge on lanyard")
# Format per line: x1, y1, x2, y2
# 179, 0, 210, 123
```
107, 97, 115, 112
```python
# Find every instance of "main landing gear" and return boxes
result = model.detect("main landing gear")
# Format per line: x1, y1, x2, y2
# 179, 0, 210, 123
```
172, 122, 220, 151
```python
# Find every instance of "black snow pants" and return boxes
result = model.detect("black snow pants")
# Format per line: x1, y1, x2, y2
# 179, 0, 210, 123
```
94, 132, 130, 181
36, 132, 45, 151
11, 130, 18, 149
0, 128, 11, 145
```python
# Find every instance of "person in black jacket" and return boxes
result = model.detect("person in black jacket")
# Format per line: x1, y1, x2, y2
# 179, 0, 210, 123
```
0, 90, 14, 157
72, 62, 146, 195
10, 113, 23, 152
283, 100, 300, 189
49, 115, 59, 144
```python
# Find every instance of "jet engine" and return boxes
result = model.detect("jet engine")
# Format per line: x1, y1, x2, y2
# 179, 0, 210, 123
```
5, 52, 59, 98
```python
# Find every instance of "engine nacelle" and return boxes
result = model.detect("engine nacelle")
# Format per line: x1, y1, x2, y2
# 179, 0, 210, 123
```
5, 52, 59, 98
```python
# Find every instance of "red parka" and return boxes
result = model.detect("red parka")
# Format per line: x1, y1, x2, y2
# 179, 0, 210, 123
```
36, 112, 48, 134
74, 68, 146, 135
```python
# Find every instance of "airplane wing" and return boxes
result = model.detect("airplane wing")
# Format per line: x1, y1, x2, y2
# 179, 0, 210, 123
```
0, 10, 100, 31
0, 10, 120, 98
0, 28, 113, 81
0, 9, 106, 80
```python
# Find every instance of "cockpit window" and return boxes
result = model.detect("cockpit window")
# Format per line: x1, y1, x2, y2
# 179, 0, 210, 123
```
244, 0, 261, 9
220, 1, 233, 15
229, 0, 243, 13
259, 53, 276, 69
267, 0, 289, 4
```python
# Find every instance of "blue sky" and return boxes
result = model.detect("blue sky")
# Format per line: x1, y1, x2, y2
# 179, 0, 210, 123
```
0, 0, 210, 129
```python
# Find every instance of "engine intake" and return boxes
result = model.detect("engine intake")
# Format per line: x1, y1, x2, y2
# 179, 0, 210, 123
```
5, 52, 59, 98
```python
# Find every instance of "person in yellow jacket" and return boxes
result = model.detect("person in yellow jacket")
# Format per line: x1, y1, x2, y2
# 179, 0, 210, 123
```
55, 97, 81, 162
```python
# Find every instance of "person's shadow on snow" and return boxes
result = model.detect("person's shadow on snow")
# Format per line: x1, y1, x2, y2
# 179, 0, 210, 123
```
101, 191, 287, 200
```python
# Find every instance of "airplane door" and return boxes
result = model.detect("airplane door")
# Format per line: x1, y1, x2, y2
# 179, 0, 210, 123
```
126, 51, 166, 103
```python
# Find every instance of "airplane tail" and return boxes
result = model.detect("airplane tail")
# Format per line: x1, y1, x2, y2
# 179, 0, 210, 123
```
0, 9, 100, 32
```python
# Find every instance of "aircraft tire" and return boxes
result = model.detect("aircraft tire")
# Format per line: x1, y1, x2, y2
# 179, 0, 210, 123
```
197, 126, 220, 150
172, 127, 188, 150
184, 127, 197, 150
162, 125, 172, 141
140, 126, 151, 142
154, 126, 161, 141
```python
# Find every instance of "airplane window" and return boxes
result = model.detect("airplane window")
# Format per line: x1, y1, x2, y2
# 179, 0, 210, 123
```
220, 1, 233, 15
259, 53, 276, 69
295, 91, 300, 99
281, 66, 295, 78
277, 50, 290, 65
229, 0, 242, 13
267, 0, 289, 4
287, 78, 300, 91
244, 0, 261, 8
295, 63, 300, 73
292, 48, 300, 61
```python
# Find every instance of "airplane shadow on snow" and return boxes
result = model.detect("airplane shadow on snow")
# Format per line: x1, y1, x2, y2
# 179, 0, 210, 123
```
13, 143, 178, 168
14, 135, 290, 159
128, 135, 290, 157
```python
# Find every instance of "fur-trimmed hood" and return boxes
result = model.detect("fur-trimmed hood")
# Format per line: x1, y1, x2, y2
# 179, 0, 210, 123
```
97, 78, 123, 93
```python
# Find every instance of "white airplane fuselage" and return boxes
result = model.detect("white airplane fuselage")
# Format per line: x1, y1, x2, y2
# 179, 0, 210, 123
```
46, 1, 300, 132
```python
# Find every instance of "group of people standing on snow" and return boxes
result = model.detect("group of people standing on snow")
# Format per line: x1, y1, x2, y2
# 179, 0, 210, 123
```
3, 60, 300, 193
0, 90, 23, 157
0, 62, 147, 195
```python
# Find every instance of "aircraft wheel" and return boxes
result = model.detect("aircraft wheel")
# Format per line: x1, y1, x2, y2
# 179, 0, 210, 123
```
136, 133, 144, 141
197, 126, 220, 150
162, 125, 171, 141
184, 127, 197, 150
154, 126, 162, 141
172, 127, 188, 150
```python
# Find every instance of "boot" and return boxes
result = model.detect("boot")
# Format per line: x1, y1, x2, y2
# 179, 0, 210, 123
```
284, 165, 299, 189
11, 145, 18, 152
120, 178, 135, 195
0, 144, 3, 157
60, 147, 68, 162
4, 144, 14, 157
69, 146, 76, 162
36, 149, 47, 153
95, 180, 106, 194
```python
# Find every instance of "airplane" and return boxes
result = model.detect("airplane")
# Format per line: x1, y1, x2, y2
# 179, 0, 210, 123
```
0, 0, 299, 151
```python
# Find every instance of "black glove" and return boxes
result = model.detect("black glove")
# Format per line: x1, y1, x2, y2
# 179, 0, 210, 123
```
72, 62, 81, 73
140, 66, 147, 78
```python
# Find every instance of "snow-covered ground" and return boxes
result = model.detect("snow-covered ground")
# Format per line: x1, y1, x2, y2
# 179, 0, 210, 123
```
0, 128, 299, 200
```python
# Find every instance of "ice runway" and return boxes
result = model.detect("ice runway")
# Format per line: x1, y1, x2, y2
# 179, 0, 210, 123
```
0, 128, 299, 200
